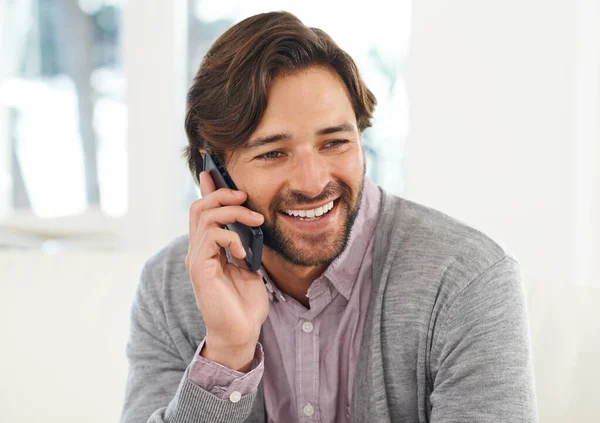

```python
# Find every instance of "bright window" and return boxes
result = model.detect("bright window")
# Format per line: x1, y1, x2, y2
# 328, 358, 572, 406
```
0, 0, 126, 220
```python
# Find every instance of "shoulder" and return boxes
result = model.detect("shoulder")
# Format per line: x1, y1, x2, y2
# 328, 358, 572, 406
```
375, 190, 519, 306
136, 235, 200, 333
139, 234, 190, 299
142, 234, 190, 278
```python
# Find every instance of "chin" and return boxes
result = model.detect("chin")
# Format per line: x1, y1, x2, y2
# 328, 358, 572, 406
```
264, 215, 351, 267
289, 235, 347, 266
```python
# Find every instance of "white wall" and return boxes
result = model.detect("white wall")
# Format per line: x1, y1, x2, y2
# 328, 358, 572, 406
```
405, 0, 600, 421
1, 252, 146, 422
405, 0, 577, 287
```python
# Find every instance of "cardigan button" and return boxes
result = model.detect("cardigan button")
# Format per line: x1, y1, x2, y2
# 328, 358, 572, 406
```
229, 391, 242, 403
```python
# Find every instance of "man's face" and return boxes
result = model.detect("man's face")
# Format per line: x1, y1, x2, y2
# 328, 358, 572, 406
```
227, 66, 365, 267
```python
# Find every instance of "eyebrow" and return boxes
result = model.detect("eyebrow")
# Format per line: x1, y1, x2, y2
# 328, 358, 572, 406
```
245, 122, 357, 150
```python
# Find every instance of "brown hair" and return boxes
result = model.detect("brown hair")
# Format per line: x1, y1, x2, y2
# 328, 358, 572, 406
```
184, 11, 377, 185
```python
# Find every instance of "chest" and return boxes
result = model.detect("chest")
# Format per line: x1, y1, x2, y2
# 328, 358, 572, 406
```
259, 279, 370, 423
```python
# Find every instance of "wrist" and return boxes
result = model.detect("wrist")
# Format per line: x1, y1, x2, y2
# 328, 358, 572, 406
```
200, 337, 258, 373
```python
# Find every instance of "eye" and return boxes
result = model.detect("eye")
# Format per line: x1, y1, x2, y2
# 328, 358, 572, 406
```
324, 139, 349, 148
256, 150, 285, 161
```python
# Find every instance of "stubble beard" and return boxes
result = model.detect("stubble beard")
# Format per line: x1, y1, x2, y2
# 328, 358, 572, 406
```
250, 175, 365, 268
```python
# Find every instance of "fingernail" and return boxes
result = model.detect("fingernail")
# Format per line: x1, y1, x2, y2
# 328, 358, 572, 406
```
251, 211, 262, 217
233, 190, 245, 196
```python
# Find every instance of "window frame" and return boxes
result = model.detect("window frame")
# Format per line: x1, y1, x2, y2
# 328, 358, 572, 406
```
0, 0, 190, 253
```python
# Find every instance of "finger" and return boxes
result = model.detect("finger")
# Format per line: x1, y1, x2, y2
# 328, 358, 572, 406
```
199, 171, 216, 197
189, 185, 247, 251
192, 172, 216, 248
194, 227, 247, 263
195, 206, 264, 236
191, 206, 263, 267
228, 255, 248, 271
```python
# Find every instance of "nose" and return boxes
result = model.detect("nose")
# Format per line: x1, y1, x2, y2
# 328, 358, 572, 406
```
288, 148, 329, 199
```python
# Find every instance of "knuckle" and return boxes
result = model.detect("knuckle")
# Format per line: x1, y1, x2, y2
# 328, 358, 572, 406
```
217, 187, 233, 195
205, 226, 220, 240
228, 231, 240, 244
197, 209, 214, 228
189, 199, 204, 215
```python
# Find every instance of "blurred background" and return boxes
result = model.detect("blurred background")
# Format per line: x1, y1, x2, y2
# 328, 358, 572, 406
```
0, 0, 598, 421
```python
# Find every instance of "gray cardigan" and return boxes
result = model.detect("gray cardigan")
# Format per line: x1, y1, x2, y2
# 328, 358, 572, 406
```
121, 189, 538, 423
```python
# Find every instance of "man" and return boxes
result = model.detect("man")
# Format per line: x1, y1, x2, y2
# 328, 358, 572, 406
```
121, 11, 538, 423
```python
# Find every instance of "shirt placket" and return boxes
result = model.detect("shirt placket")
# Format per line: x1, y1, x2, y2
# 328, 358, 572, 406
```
296, 281, 332, 422
296, 315, 319, 422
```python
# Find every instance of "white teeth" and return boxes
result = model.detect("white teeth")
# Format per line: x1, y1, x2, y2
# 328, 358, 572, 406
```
283, 200, 335, 218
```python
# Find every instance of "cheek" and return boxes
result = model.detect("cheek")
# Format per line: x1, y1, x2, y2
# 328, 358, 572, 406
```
241, 173, 283, 212
333, 150, 364, 187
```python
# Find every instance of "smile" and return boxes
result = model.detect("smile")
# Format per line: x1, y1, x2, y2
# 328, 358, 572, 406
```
281, 200, 335, 220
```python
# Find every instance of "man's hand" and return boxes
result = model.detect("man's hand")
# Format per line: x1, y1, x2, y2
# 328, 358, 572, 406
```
186, 171, 269, 372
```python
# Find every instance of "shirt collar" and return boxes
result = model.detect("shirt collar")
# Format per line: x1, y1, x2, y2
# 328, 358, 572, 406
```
260, 177, 381, 302
319, 177, 381, 300
259, 267, 287, 302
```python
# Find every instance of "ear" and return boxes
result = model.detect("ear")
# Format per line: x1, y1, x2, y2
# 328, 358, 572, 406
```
200, 148, 205, 160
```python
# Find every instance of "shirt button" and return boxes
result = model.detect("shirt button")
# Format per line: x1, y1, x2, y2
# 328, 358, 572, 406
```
303, 403, 315, 417
301, 321, 314, 333
229, 391, 242, 403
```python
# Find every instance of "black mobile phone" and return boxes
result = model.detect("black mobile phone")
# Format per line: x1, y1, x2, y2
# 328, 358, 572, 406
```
202, 149, 263, 271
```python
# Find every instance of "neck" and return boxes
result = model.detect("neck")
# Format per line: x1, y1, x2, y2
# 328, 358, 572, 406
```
261, 247, 328, 308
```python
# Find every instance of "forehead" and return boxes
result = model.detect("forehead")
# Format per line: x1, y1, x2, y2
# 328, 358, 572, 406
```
255, 66, 356, 130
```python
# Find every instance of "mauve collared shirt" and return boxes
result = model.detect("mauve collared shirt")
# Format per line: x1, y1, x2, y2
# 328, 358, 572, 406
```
189, 177, 381, 423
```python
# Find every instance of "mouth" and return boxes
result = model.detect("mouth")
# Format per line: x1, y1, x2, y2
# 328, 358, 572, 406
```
279, 199, 337, 222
